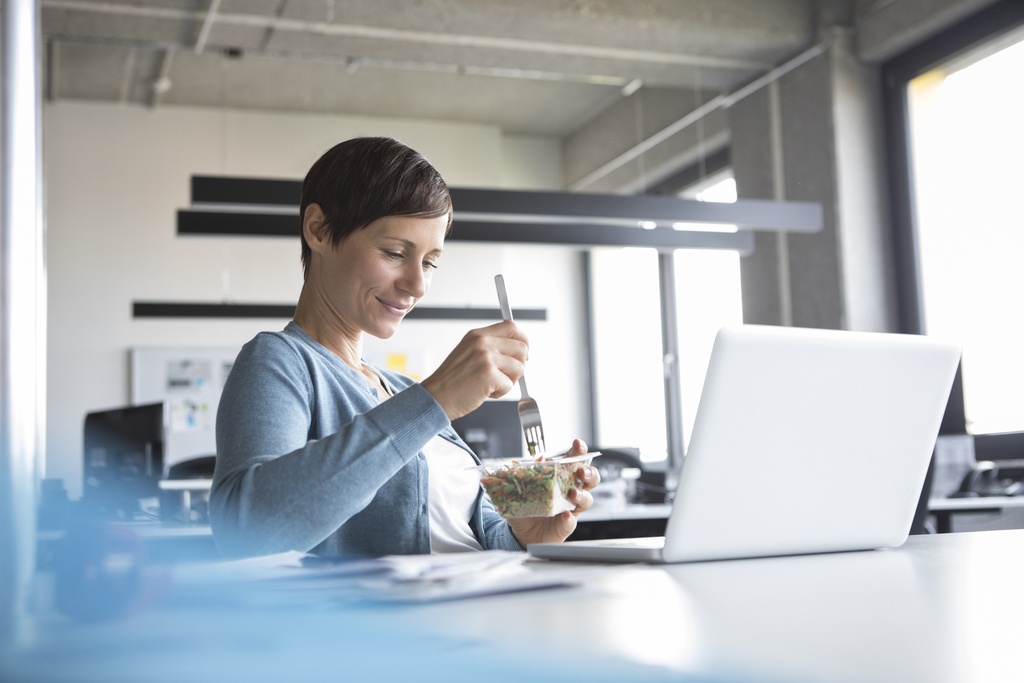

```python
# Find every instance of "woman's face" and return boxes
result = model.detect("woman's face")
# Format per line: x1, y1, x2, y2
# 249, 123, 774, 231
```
318, 213, 447, 340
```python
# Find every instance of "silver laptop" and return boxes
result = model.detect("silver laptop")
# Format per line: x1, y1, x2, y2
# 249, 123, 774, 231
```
528, 325, 961, 564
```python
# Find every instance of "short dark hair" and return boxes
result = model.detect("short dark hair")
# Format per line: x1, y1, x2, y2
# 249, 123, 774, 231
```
299, 137, 453, 278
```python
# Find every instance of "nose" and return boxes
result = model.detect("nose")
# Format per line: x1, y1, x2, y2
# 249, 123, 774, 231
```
397, 262, 429, 298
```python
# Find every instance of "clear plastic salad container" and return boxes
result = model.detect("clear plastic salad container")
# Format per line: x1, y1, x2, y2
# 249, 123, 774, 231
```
470, 453, 600, 519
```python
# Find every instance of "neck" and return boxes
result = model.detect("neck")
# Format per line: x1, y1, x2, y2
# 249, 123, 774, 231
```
293, 281, 363, 370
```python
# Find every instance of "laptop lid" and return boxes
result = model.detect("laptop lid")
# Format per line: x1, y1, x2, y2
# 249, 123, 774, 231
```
529, 325, 961, 564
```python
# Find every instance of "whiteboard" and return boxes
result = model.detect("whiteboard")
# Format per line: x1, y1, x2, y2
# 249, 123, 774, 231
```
130, 347, 239, 469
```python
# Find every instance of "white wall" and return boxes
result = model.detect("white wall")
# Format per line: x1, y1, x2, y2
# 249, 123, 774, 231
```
44, 101, 588, 498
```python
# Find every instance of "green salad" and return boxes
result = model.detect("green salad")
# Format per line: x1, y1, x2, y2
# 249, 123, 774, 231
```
479, 458, 579, 519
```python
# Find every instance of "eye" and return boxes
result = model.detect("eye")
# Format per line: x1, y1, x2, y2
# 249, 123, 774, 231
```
423, 260, 439, 271
383, 250, 404, 260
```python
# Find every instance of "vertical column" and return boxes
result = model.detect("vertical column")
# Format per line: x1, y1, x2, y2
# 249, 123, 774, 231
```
726, 41, 839, 330
729, 77, 788, 326
658, 252, 686, 474
1, 0, 45, 633
729, 31, 898, 332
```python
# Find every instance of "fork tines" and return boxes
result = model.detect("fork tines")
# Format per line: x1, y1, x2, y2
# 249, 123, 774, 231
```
519, 398, 546, 457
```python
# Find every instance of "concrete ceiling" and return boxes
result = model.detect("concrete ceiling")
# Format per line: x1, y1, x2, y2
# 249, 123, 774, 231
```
42, 1, 998, 190
42, 0, 829, 140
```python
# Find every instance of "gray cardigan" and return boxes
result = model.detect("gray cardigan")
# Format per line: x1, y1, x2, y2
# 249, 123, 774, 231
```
210, 321, 523, 559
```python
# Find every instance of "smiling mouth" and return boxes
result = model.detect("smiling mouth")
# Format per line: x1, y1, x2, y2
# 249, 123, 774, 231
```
379, 299, 412, 317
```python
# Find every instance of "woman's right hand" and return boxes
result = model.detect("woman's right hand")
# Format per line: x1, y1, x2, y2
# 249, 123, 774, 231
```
420, 320, 527, 420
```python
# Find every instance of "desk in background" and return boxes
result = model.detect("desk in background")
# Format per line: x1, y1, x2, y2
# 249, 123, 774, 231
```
36, 520, 219, 569
6, 529, 1024, 682
928, 495, 1024, 533
157, 476, 212, 526
572, 502, 671, 540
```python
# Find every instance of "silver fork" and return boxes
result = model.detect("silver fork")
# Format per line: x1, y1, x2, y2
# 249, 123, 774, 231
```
494, 274, 547, 457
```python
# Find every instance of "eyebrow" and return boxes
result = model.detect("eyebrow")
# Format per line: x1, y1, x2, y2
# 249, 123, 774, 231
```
381, 236, 443, 255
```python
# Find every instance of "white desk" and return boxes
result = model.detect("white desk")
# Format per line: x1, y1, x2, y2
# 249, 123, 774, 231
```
929, 495, 1024, 533
4, 529, 1024, 683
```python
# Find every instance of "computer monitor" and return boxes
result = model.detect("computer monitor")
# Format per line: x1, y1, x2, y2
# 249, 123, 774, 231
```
82, 401, 167, 517
451, 400, 524, 461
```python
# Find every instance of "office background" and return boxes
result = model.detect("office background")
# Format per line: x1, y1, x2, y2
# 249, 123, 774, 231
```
6, 4, 1024, 675
44, 103, 590, 497
10, 0, 1023, 515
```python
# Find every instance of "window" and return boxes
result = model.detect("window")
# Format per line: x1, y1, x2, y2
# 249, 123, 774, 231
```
590, 176, 744, 462
675, 178, 744, 448
886, 0, 1024, 437
590, 246, 667, 461
907, 34, 1024, 434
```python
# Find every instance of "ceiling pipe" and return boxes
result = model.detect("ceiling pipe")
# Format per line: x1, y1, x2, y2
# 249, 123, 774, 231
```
118, 47, 137, 103
148, 48, 175, 107
194, 0, 222, 54
570, 38, 833, 191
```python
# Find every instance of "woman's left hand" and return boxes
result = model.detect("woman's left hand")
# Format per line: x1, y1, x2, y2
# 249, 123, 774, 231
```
507, 438, 602, 547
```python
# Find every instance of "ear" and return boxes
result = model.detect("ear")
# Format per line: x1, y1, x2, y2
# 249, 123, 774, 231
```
302, 203, 330, 253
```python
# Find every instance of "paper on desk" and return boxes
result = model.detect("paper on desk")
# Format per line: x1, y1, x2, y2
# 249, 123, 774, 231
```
171, 549, 580, 603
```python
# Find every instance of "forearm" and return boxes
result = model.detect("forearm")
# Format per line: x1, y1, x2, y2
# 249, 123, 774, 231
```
211, 434, 404, 558
211, 384, 449, 558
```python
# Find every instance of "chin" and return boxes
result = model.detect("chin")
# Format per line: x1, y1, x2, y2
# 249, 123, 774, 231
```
367, 322, 402, 340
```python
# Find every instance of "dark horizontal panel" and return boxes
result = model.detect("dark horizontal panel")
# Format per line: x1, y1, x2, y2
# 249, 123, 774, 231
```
192, 176, 301, 206
414, 307, 546, 321
187, 175, 821, 233
133, 302, 296, 318
178, 210, 296, 236
133, 302, 545, 321
177, 209, 754, 252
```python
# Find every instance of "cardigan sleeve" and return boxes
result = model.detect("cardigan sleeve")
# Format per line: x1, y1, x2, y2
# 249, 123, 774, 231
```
210, 333, 449, 558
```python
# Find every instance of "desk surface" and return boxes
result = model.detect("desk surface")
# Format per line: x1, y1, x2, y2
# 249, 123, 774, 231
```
5, 529, 1024, 683
929, 495, 1024, 511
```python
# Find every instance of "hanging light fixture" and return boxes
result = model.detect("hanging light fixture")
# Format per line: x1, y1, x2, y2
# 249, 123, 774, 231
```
177, 176, 821, 255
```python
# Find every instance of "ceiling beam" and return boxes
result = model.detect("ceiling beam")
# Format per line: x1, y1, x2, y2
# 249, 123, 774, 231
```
41, 0, 775, 71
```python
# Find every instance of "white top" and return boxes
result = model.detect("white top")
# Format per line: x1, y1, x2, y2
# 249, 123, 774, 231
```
362, 363, 484, 553
422, 435, 484, 553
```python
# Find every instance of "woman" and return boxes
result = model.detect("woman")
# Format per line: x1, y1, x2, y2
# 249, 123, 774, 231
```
210, 136, 599, 559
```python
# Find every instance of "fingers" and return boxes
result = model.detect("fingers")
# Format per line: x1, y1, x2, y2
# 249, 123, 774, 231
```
568, 438, 600, 494
507, 514, 576, 546
467, 321, 528, 366
570, 483, 595, 513
547, 510, 578, 539
484, 319, 529, 345
421, 321, 530, 420
569, 451, 600, 514
558, 510, 576, 530
565, 438, 587, 457
462, 322, 529, 371
575, 464, 601, 491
